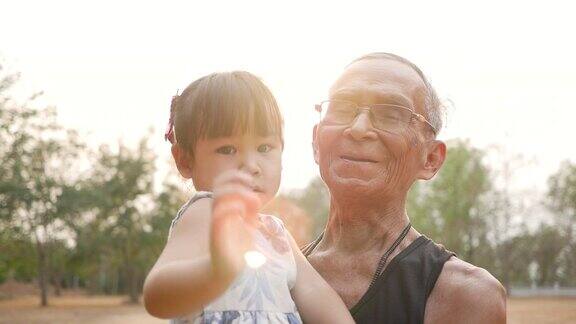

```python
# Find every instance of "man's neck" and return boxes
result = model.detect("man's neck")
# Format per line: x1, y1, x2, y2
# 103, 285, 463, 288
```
318, 194, 412, 254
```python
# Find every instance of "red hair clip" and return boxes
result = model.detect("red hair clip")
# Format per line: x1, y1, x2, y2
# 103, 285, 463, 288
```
164, 91, 179, 144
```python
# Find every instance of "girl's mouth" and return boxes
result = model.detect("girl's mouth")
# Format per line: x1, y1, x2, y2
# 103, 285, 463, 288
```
252, 187, 264, 193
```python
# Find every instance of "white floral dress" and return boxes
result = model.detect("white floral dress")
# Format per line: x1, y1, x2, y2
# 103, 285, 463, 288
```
168, 192, 302, 324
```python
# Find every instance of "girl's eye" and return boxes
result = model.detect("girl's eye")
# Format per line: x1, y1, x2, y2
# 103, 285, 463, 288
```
258, 144, 273, 153
216, 146, 237, 155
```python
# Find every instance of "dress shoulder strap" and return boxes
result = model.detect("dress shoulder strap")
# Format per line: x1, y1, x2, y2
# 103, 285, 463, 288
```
168, 191, 213, 239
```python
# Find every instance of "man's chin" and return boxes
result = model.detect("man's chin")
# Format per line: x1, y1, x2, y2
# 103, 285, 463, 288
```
330, 163, 378, 181
329, 170, 377, 187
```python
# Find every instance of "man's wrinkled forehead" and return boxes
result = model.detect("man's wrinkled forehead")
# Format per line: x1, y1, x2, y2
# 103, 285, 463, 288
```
329, 59, 428, 111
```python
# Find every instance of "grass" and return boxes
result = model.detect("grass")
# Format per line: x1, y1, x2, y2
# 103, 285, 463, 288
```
1, 295, 575, 323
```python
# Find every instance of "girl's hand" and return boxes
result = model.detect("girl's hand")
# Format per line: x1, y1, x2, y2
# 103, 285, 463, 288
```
210, 170, 261, 282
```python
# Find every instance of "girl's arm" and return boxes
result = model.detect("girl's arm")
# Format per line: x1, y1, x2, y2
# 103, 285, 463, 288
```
143, 172, 259, 319
143, 198, 223, 319
289, 233, 355, 324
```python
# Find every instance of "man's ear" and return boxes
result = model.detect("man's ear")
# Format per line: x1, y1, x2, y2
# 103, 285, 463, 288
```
417, 140, 446, 180
312, 124, 319, 165
171, 144, 194, 179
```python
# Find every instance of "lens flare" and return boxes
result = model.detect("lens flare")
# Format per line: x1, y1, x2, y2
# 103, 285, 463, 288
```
244, 250, 266, 268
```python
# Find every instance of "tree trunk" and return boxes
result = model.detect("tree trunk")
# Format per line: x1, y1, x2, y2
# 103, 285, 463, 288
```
73, 275, 79, 289
127, 265, 139, 304
112, 270, 119, 295
36, 239, 49, 307
53, 272, 62, 296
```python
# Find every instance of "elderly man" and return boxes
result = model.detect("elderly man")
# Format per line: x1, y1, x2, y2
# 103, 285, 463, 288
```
302, 53, 506, 323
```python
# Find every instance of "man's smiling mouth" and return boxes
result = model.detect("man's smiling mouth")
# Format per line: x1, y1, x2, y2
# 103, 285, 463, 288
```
340, 155, 378, 163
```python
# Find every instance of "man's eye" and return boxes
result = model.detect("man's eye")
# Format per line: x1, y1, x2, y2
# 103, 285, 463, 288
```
328, 103, 356, 120
258, 144, 272, 153
216, 146, 237, 155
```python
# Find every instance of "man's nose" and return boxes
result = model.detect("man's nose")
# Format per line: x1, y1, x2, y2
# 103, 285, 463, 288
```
345, 110, 378, 141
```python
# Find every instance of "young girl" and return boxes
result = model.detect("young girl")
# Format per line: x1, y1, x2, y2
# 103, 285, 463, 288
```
143, 71, 354, 323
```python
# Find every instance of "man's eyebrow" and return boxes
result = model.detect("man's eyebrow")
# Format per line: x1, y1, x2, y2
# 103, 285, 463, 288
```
373, 94, 413, 107
330, 89, 355, 100
330, 89, 413, 107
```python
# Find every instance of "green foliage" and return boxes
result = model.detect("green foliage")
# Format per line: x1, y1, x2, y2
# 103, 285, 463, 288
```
0, 63, 86, 305
547, 161, 576, 285
148, 180, 189, 256
409, 140, 492, 262
531, 224, 564, 286
0, 233, 37, 282
77, 138, 156, 302
493, 231, 534, 287
548, 161, 576, 231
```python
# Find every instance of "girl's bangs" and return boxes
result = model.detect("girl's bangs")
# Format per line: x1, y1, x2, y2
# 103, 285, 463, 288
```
194, 73, 283, 140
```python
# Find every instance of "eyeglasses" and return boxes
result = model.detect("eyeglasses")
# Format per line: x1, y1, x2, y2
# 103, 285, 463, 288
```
315, 100, 437, 135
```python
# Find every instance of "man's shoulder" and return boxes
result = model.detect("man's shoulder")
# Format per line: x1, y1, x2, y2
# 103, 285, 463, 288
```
425, 256, 507, 324
440, 257, 504, 294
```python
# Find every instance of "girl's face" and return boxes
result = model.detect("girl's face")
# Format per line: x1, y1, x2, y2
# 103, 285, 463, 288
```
190, 133, 283, 207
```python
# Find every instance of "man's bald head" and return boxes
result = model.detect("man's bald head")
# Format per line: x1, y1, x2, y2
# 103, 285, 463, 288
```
348, 53, 444, 134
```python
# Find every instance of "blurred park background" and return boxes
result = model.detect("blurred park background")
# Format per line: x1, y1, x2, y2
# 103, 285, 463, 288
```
1, 0, 576, 323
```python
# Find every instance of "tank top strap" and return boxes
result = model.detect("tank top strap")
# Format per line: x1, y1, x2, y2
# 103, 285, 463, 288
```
301, 232, 323, 256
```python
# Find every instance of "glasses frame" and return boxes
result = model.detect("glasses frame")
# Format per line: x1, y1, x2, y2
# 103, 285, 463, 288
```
315, 99, 437, 136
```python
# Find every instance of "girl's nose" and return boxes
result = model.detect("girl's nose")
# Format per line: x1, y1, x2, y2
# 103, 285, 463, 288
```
239, 153, 261, 176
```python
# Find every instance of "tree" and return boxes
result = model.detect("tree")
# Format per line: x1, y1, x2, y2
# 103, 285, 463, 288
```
83, 138, 156, 303
0, 63, 85, 306
531, 224, 565, 286
409, 140, 492, 264
482, 147, 535, 291
407, 181, 441, 239
494, 231, 534, 288
147, 176, 189, 257
0, 229, 37, 283
548, 161, 576, 236
547, 160, 576, 285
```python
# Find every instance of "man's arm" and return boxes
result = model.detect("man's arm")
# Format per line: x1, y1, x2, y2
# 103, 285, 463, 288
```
425, 257, 507, 324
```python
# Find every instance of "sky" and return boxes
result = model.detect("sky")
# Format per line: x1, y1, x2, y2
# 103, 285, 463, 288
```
1, 0, 575, 197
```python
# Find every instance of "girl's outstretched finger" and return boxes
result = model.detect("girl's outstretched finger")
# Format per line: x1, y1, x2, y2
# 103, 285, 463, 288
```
240, 190, 260, 226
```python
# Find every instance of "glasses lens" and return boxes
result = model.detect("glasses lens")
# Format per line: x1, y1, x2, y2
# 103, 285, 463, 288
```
370, 105, 412, 134
321, 101, 356, 124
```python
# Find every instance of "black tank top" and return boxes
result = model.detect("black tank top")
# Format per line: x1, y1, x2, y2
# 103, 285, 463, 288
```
302, 235, 455, 324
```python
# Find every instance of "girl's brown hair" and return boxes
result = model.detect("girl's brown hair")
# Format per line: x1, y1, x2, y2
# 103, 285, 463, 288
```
166, 71, 283, 160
